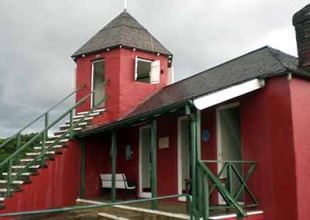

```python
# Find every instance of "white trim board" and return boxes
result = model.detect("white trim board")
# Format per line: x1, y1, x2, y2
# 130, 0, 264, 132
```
208, 210, 264, 220
139, 125, 152, 198
193, 79, 265, 110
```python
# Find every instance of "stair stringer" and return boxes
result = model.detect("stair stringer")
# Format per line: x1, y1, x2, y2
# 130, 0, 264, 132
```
0, 140, 81, 217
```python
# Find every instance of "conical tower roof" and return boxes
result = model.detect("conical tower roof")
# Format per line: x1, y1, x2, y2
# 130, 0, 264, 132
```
72, 11, 172, 57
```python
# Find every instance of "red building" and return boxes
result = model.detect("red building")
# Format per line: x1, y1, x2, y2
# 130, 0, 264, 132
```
0, 4, 310, 220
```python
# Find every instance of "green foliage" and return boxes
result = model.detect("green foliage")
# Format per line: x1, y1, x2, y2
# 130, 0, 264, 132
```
0, 133, 40, 178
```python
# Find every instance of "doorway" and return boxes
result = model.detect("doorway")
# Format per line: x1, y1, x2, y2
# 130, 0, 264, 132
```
139, 125, 152, 198
216, 103, 242, 203
91, 59, 105, 108
178, 117, 190, 201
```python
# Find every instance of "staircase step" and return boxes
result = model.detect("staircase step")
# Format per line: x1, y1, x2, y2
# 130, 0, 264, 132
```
20, 159, 34, 162
0, 197, 5, 202
0, 189, 15, 193
0, 180, 24, 185
59, 122, 87, 130
65, 117, 93, 124
54, 127, 82, 135
34, 145, 63, 150
12, 165, 40, 169
77, 108, 105, 115
44, 139, 69, 145
26, 151, 56, 156
48, 134, 69, 140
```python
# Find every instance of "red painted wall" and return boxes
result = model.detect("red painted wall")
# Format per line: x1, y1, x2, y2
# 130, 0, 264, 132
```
75, 48, 169, 126
289, 77, 310, 220
83, 115, 179, 199
0, 141, 81, 218
241, 76, 297, 220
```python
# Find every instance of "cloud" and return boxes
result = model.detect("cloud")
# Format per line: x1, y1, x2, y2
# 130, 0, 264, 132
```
0, 0, 309, 137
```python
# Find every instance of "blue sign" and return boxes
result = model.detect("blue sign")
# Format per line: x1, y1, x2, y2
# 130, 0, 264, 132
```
202, 130, 210, 142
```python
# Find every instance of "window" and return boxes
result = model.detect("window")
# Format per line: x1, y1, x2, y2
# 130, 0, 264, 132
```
91, 59, 105, 108
134, 57, 160, 84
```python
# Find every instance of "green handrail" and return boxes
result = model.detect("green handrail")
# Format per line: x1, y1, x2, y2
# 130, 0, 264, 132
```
2, 81, 108, 197
8, 96, 109, 185
197, 160, 248, 218
0, 84, 86, 150
0, 194, 192, 219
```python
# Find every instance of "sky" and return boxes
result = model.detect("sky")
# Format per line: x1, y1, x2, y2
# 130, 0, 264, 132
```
0, 0, 308, 138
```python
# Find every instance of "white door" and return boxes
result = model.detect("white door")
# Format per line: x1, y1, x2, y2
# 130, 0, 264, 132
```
178, 117, 190, 201
139, 126, 152, 198
216, 103, 242, 204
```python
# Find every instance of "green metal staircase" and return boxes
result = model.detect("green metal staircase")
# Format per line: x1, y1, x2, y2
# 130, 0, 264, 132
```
0, 83, 108, 209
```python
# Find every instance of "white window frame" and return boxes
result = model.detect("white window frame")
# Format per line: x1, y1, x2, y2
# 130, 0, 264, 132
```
134, 56, 160, 84
91, 59, 105, 108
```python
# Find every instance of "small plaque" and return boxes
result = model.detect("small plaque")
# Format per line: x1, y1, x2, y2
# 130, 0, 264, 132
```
202, 130, 210, 142
158, 137, 169, 149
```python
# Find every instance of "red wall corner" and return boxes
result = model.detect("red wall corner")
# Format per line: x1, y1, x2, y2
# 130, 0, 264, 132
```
0, 141, 81, 218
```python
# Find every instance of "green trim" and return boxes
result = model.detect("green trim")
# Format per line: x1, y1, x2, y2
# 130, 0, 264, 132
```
0, 194, 191, 218
80, 140, 86, 199
76, 100, 192, 138
151, 119, 157, 210
111, 131, 117, 202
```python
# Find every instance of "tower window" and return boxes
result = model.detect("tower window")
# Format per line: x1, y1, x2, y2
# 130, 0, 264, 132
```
134, 57, 160, 84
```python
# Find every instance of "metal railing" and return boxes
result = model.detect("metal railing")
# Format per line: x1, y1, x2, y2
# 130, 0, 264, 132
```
0, 194, 193, 219
197, 160, 257, 220
0, 81, 108, 198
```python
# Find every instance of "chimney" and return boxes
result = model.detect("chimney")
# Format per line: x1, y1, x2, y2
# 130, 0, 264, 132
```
293, 4, 310, 71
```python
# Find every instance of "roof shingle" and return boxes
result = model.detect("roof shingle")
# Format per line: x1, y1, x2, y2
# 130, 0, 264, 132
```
72, 11, 172, 57
125, 46, 303, 118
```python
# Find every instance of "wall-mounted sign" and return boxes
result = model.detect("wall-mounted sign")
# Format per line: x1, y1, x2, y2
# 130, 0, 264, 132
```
158, 137, 169, 149
126, 145, 132, 161
202, 130, 210, 142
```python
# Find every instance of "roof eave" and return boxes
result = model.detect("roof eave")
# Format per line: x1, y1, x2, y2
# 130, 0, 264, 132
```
72, 44, 173, 60
75, 100, 191, 138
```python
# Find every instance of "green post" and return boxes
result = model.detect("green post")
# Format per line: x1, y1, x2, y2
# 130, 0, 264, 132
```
196, 110, 202, 216
16, 133, 21, 162
202, 172, 209, 220
69, 110, 74, 139
190, 115, 197, 217
41, 113, 48, 168
80, 139, 86, 199
111, 131, 117, 202
151, 119, 157, 210
6, 159, 12, 197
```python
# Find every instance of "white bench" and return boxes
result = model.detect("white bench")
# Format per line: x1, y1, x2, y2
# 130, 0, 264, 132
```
100, 173, 137, 199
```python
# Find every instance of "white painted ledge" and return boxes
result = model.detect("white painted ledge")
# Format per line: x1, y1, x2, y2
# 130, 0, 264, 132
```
193, 79, 265, 110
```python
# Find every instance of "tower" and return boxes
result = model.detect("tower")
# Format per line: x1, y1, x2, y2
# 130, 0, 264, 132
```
72, 10, 173, 124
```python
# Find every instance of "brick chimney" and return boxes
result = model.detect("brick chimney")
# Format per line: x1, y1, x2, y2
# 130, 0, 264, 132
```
293, 4, 310, 71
